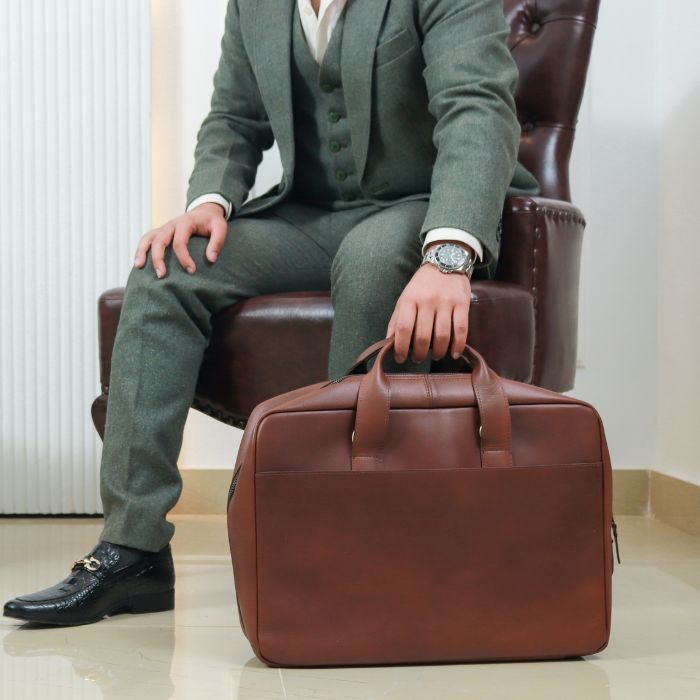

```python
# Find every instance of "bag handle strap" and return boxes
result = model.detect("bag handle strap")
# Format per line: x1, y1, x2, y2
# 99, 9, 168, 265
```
350, 336, 513, 470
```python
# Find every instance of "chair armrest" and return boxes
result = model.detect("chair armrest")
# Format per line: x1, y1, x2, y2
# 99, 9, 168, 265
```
496, 195, 586, 391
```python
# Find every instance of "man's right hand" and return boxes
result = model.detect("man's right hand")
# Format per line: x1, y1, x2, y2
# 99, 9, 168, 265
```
133, 202, 229, 278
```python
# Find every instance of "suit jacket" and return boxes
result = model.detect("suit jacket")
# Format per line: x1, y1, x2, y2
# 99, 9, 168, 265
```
186, 0, 541, 267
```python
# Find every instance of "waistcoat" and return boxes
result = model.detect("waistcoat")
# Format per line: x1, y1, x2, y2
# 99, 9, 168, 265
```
290, 2, 368, 208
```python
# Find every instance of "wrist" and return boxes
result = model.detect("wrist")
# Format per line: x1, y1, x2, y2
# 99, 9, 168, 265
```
421, 240, 476, 278
424, 239, 475, 259
192, 201, 226, 218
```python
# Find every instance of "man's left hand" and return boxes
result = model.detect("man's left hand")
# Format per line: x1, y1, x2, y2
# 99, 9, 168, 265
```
386, 245, 472, 364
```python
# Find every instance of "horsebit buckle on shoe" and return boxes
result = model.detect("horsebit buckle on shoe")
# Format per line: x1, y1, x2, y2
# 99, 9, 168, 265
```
72, 556, 101, 572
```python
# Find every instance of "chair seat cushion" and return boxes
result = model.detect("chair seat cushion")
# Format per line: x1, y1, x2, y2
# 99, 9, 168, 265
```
195, 281, 535, 422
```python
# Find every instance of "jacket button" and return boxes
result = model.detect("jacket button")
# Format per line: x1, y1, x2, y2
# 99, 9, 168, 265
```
328, 110, 341, 123
336, 170, 348, 181
329, 140, 342, 152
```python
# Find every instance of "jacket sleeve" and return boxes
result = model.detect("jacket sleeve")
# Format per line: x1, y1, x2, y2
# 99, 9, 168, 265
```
416, 0, 522, 267
186, 0, 274, 215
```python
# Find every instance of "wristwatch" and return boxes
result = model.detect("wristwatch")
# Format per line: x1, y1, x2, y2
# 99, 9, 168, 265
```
421, 242, 475, 278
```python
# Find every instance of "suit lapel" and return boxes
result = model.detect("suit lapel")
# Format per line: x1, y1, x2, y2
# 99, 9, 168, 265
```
253, 0, 391, 185
340, 0, 391, 183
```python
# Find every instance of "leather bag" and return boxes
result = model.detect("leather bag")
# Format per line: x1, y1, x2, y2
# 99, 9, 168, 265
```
226, 336, 617, 667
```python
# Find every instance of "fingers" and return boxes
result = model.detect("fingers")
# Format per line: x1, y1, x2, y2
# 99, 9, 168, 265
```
431, 305, 453, 360
172, 218, 197, 274
392, 299, 417, 364
388, 264, 472, 366
385, 311, 396, 339
133, 231, 155, 269
206, 217, 229, 263
411, 303, 435, 363
135, 207, 229, 279
150, 223, 175, 278
450, 300, 469, 359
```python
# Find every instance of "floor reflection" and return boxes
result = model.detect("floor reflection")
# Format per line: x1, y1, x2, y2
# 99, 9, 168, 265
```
3, 623, 176, 699
1, 514, 699, 699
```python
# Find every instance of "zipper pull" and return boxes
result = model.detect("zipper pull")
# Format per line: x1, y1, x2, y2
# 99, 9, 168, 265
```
611, 516, 621, 564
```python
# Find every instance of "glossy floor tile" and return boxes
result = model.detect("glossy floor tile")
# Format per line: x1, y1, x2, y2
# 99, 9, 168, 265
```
1, 514, 700, 699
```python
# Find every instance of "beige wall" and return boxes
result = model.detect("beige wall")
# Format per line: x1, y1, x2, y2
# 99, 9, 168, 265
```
656, 2, 700, 486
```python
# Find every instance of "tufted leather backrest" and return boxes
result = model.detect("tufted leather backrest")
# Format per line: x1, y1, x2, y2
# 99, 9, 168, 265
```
505, 0, 600, 201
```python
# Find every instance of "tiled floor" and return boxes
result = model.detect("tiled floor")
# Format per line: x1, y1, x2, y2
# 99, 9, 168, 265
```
1, 514, 699, 699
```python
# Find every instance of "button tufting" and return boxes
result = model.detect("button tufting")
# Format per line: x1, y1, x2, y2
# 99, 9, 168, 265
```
530, 22, 541, 33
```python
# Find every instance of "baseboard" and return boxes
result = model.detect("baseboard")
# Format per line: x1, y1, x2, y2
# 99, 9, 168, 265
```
649, 471, 700, 539
172, 469, 232, 516
612, 469, 650, 516
174, 467, 700, 539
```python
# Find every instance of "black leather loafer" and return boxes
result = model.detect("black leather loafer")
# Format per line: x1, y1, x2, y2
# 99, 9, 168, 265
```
2, 540, 175, 626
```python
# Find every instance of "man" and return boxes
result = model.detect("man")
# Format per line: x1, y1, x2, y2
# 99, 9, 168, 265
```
4, 0, 539, 626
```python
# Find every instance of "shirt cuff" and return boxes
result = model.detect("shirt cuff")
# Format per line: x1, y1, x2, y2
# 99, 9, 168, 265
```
421, 227, 484, 261
186, 193, 233, 220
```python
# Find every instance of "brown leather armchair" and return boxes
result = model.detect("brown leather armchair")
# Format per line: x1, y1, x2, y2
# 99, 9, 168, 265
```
92, 0, 600, 437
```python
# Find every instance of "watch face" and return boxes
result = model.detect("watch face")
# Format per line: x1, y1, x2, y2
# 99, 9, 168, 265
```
436, 244, 467, 270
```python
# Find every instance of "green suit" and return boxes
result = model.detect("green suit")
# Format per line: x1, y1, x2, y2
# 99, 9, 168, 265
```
98, 0, 541, 552
187, 0, 540, 271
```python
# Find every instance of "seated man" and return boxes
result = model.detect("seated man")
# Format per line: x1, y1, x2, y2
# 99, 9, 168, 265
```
4, 0, 539, 626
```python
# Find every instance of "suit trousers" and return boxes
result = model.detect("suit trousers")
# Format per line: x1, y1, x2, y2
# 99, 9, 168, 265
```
98, 197, 434, 552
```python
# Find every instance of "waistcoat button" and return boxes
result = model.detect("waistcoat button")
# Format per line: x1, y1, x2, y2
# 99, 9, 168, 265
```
336, 170, 348, 181
328, 110, 341, 122
329, 140, 342, 152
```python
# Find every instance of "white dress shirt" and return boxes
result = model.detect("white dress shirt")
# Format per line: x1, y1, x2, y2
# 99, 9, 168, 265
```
188, 0, 484, 261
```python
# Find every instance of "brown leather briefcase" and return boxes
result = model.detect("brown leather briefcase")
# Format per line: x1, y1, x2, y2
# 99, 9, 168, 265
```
227, 337, 617, 667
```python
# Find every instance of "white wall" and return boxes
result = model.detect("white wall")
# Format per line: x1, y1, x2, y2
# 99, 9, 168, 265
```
153, 1, 699, 484
655, 1, 700, 486
566, 1, 660, 471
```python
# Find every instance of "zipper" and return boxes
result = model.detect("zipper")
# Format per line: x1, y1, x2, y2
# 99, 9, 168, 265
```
325, 374, 349, 386
611, 515, 621, 568
227, 465, 241, 507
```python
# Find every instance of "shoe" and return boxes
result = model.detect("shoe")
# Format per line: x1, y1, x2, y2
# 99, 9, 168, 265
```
2, 540, 175, 626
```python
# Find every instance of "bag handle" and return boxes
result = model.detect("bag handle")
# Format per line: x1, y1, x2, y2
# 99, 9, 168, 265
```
350, 336, 513, 470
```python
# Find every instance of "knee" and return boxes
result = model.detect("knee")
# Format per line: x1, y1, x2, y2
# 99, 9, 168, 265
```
125, 236, 211, 293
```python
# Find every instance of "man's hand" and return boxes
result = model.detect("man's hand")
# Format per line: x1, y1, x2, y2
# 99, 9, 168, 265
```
386, 242, 473, 364
133, 202, 229, 278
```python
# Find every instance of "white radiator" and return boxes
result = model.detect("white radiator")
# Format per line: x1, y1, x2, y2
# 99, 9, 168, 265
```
0, 0, 151, 513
